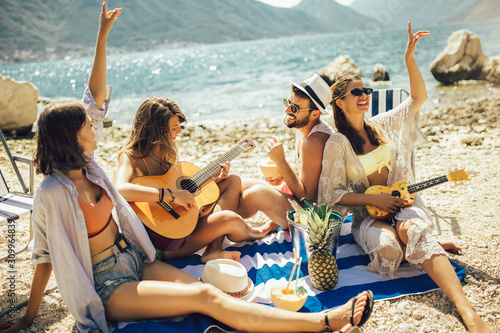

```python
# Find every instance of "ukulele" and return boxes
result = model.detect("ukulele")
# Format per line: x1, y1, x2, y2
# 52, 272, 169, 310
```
365, 169, 470, 220
130, 139, 255, 250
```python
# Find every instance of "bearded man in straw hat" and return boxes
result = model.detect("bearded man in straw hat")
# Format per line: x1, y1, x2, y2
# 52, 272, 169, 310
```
237, 74, 333, 227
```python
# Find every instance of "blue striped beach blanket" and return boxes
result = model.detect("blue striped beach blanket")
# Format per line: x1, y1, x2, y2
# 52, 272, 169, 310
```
113, 216, 464, 333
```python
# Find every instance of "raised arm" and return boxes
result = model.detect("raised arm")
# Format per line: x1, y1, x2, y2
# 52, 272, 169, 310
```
405, 21, 429, 113
88, 0, 121, 109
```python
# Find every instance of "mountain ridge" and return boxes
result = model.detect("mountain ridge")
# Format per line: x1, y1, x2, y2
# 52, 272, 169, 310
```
0, 0, 347, 64
2, 0, 499, 65
295, 0, 377, 32
348, 0, 481, 29
445, 0, 500, 23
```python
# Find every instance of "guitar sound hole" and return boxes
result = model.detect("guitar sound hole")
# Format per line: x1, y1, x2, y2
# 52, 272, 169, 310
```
391, 190, 401, 198
180, 179, 198, 193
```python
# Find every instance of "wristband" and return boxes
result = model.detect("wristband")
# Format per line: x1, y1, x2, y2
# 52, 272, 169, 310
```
159, 188, 165, 202
167, 188, 175, 203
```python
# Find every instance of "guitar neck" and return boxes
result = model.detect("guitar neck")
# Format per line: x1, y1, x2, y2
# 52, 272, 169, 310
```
407, 175, 449, 194
190, 144, 244, 186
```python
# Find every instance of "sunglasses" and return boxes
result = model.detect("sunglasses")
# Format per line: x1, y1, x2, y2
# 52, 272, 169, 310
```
282, 98, 310, 114
342, 87, 373, 98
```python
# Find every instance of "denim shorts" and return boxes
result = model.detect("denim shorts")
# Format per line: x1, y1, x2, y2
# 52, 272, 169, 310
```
92, 243, 147, 305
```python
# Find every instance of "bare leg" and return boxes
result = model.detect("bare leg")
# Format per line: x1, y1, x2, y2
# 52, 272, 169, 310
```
241, 177, 265, 192
216, 174, 242, 212
420, 255, 493, 333
238, 182, 295, 228
396, 221, 492, 333
162, 211, 276, 261
202, 175, 244, 262
105, 260, 371, 332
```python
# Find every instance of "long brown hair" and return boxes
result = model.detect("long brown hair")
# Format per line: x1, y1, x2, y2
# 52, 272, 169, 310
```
330, 75, 386, 154
121, 97, 186, 167
34, 100, 90, 175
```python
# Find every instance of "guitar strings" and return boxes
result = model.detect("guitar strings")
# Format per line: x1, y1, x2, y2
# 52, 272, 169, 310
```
184, 149, 241, 192
189, 146, 241, 184
181, 145, 244, 193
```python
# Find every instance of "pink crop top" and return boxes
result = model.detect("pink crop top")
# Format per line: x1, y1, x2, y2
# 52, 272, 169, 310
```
78, 190, 113, 238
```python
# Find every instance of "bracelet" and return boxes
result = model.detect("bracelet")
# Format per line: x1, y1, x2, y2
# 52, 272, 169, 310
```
166, 188, 175, 203
159, 188, 165, 202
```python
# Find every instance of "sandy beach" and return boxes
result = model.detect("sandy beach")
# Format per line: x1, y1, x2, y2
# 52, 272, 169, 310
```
1, 84, 499, 332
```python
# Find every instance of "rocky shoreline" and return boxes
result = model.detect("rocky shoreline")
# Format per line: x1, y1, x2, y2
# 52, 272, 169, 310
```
1, 85, 499, 332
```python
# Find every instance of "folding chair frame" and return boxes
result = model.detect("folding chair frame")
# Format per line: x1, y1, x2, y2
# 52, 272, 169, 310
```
1, 129, 34, 194
0, 129, 34, 261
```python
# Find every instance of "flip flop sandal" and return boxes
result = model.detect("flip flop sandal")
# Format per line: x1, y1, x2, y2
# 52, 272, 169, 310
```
324, 313, 362, 333
343, 327, 362, 333
350, 290, 374, 328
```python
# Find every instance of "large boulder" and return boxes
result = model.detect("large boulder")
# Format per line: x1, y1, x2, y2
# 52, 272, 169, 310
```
430, 30, 489, 84
372, 63, 390, 82
482, 56, 500, 84
319, 55, 362, 86
0, 75, 38, 135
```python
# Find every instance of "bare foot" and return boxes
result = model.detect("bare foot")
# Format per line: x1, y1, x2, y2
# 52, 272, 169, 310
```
339, 324, 362, 333
439, 240, 463, 254
201, 249, 241, 263
325, 291, 370, 331
254, 221, 280, 236
458, 304, 494, 333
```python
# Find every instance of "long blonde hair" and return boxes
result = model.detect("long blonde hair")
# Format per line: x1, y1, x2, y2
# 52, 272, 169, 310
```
331, 75, 386, 154
122, 97, 186, 167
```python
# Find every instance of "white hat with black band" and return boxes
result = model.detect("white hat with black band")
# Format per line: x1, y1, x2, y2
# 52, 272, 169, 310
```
291, 74, 332, 115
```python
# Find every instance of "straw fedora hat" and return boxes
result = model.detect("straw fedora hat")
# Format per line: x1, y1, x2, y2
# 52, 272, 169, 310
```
201, 259, 254, 300
291, 74, 332, 115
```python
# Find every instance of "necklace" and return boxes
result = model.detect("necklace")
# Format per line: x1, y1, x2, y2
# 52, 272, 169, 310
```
149, 152, 170, 171
149, 152, 161, 164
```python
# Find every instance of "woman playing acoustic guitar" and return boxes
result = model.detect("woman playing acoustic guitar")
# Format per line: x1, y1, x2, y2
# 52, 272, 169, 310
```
318, 22, 492, 333
0, 2, 372, 332
113, 97, 277, 262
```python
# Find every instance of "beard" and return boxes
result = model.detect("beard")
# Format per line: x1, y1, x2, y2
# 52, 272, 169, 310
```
284, 112, 310, 129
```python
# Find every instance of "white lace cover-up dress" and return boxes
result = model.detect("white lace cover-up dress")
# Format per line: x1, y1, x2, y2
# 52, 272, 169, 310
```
317, 97, 446, 277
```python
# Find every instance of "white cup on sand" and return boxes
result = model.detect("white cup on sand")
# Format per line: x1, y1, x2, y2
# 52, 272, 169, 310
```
259, 159, 281, 180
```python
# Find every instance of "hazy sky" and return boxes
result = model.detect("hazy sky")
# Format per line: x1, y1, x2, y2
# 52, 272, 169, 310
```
257, 0, 355, 7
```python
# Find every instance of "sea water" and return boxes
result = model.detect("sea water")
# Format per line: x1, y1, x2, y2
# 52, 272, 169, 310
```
2, 19, 500, 126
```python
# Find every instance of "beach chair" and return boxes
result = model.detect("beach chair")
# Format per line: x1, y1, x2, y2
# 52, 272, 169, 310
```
366, 88, 409, 119
366, 88, 415, 175
0, 129, 34, 261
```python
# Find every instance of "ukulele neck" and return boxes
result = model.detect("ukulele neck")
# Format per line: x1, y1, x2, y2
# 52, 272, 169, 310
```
407, 175, 448, 194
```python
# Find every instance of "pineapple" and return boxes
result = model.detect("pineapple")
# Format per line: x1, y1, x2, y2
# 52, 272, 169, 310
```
304, 201, 339, 291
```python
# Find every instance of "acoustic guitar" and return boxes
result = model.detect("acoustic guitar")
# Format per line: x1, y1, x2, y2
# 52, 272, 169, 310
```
130, 139, 255, 250
365, 168, 470, 220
